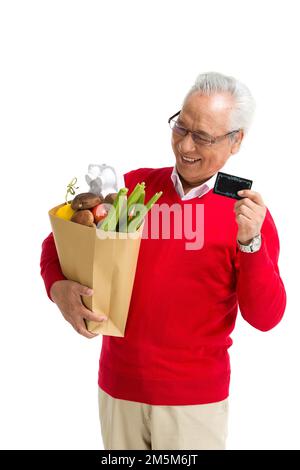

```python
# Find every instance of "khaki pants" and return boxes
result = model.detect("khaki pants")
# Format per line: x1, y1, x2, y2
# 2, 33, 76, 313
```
98, 387, 229, 450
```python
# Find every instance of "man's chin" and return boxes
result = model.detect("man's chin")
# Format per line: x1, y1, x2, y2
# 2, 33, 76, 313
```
175, 159, 213, 186
176, 158, 204, 179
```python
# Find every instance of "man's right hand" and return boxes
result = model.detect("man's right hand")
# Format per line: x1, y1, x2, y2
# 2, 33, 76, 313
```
50, 280, 107, 339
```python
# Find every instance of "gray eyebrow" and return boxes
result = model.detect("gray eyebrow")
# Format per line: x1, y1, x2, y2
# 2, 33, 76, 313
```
177, 118, 211, 138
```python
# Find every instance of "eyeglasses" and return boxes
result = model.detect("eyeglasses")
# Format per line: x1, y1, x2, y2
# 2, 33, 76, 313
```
168, 110, 240, 146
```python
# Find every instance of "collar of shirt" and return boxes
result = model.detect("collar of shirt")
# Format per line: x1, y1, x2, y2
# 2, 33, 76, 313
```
171, 166, 217, 200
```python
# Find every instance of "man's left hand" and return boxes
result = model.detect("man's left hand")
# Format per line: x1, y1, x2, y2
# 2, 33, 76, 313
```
234, 190, 267, 244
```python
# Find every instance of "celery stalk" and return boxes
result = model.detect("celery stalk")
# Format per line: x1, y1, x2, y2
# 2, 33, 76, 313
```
127, 182, 145, 208
128, 191, 163, 232
145, 191, 163, 211
100, 188, 128, 231
127, 183, 145, 225
118, 194, 128, 232
127, 188, 145, 223
127, 206, 148, 233
137, 191, 145, 205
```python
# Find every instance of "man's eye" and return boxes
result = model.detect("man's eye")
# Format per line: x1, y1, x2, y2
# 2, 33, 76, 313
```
193, 134, 210, 143
175, 124, 187, 134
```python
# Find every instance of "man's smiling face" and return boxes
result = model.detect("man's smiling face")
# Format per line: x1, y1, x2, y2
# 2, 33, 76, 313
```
171, 92, 244, 192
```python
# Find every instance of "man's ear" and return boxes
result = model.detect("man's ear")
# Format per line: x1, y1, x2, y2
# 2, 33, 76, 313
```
230, 130, 244, 155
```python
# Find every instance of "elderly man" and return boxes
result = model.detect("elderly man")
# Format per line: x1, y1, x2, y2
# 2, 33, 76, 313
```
40, 72, 286, 450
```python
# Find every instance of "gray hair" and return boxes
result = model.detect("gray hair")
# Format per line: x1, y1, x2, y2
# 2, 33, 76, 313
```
183, 72, 256, 134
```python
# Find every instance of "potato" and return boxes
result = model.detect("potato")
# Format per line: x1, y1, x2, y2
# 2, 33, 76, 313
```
71, 209, 94, 226
71, 192, 103, 210
104, 193, 118, 205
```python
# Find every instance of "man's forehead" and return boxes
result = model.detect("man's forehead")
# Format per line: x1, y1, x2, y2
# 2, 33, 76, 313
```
182, 92, 234, 117
210, 94, 234, 111
180, 93, 233, 131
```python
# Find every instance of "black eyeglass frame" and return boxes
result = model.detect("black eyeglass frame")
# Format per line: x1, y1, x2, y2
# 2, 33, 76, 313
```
168, 110, 241, 146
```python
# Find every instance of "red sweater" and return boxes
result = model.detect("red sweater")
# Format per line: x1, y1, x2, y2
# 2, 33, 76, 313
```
40, 167, 287, 405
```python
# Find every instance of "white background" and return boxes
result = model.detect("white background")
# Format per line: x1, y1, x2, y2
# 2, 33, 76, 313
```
0, 0, 299, 450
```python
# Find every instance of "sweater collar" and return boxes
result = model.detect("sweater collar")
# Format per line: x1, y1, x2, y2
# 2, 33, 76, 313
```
170, 166, 217, 201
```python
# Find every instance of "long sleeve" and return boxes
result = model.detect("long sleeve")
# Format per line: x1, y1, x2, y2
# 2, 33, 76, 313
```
234, 209, 287, 331
40, 232, 66, 301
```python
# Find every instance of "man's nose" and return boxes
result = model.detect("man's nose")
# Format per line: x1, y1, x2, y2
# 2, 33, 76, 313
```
180, 132, 196, 153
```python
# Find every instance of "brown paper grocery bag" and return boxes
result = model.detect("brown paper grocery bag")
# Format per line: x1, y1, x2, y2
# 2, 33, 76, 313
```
49, 204, 143, 337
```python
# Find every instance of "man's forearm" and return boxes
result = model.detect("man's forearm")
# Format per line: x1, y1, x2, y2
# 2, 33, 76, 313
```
236, 235, 287, 331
